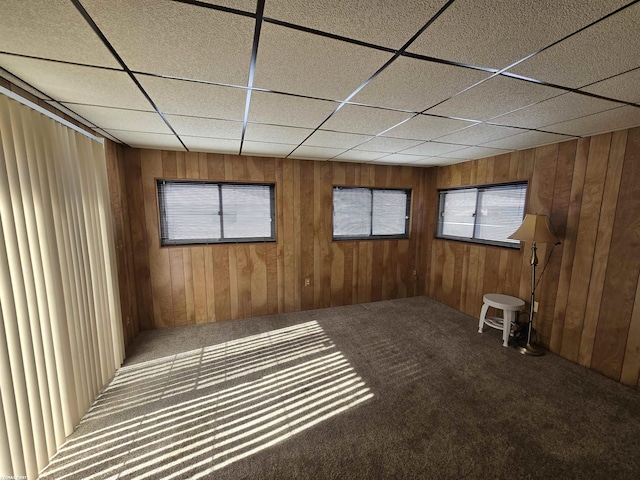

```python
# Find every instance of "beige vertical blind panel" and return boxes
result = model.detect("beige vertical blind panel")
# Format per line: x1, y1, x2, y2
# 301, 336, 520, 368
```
0, 92, 124, 480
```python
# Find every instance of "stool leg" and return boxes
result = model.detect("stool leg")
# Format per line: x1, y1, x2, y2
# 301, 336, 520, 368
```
503, 311, 515, 347
478, 303, 489, 333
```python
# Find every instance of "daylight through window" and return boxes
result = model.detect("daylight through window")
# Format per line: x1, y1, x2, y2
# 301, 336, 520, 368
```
437, 182, 527, 248
157, 180, 275, 245
333, 187, 411, 239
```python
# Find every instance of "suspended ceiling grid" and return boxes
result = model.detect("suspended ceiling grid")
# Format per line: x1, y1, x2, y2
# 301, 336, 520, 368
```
1, 0, 639, 167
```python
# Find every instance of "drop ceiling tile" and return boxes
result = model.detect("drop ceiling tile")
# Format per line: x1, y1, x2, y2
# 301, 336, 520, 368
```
245, 124, 313, 144
374, 153, 425, 165
0, 55, 151, 110
165, 115, 242, 139
542, 106, 640, 137
80, 0, 254, 84
0, 0, 120, 68
441, 146, 511, 160
136, 75, 247, 120
321, 105, 413, 135
197, 0, 256, 11
352, 57, 489, 112
241, 141, 296, 157
426, 76, 564, 121
354, 136, 423, 153
509, 2, 640, 87
480, 131, 574, 150
65, 105, 171, 133
264, 1, 445, 50
490, 92, 621, 129
333, 150, 387, 162
400, 142, 468, 157
45, 101, 97, 128
248, 91, 337, 128
290, 146, 345, 160
254, 23, 392, 101
408, 0, 628, 69
182, 136, 240, 154
106, 130, 183, 150
581, 68, 640, 104
434, 124, 523, 144
383, 115, 477, 141
305, 131, 372, 149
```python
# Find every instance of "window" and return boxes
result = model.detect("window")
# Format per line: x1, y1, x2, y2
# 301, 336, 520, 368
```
437, 182, 527, 248
333, 187, 411, 239
157, 180, 275, 245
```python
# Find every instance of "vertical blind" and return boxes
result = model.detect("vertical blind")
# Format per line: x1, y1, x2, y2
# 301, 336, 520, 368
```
0, 92, 124, 480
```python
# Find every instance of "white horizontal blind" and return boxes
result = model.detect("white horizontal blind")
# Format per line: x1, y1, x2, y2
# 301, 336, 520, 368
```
222, 184, 272, 239
158, 181, 274, 244
159, 182, 221, 242
440, 188, 477, 238
475, 184, 527, 244
0, 93, 124, 480
333, 188, 372, 237
372, 189, 408, 236
438, 183, 527, 247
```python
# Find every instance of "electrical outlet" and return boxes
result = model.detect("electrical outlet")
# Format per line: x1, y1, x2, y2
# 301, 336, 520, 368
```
534, 301, 539, 313
412, 269, 417, 277
304, 277, 310, 287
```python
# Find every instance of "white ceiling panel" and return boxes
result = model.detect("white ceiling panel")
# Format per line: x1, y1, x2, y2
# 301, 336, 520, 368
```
290, 145, 345, 160
383, 115, 477, 141
245, 124, 313, 144
509, 3, 640, 87
182, 136, 240, 154
354, 136, 423, 153
352, 57, 489, 112
440, 146, 511, 160
253, 23, 392, 101
376, 153, 426, 165
0, 55, 150, 110
80, 0, 254, 84
137, 75, 247, 120
322, 105, 413, 135
197, 1, 257, 12
333, 150, 387, 162
543, 106, 640, 137
264, 0, 447, 50
305, 131, 373, 149
490, 92, 621, 130
248, 91, 337, 128
408, 0, 628, 69
581, 68, 640, 104
241, 141, 297, 157
0, 0, 120, 68
434, 124, 523, 145
480, 131, 574, 150
165, 115, 242, 139
426, 76, 564, 121
400, 142, 467, 157
106, 130, 183, 150
65, 105, 171, 133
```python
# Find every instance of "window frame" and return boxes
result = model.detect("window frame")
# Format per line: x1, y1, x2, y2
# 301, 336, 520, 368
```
332, 186, 412, 241
157, 179, 276, 246
436, 181, 528, 249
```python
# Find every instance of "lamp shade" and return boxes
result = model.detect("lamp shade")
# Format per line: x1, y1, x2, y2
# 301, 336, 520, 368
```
508, 214, 556, 243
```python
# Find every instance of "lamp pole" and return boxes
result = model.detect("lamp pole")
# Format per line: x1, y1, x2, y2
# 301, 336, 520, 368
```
518, 241, 543, 356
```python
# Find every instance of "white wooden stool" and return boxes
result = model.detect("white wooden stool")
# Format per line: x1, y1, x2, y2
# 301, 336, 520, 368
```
478, 294, 525, 347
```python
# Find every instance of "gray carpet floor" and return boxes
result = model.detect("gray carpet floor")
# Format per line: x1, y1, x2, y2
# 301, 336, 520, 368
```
39, 296, 640, 479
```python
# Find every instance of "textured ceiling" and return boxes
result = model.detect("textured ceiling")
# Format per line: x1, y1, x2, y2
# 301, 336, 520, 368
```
1, 0, 639, 167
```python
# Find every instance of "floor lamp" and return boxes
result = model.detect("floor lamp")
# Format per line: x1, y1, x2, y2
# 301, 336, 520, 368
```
508, 214, 557, 356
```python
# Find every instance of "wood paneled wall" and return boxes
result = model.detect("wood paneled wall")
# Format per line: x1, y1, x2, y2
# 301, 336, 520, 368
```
105, 140, 139, 347
120, 148, 427, 331
422, 127, 640, 389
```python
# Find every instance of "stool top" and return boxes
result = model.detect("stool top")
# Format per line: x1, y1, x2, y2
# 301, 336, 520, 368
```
483, 293, 525, 310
